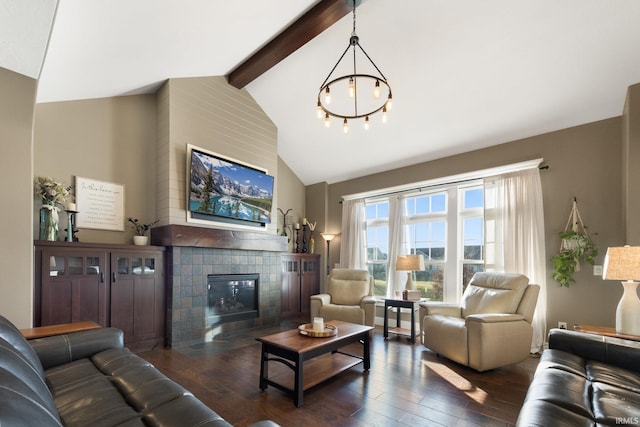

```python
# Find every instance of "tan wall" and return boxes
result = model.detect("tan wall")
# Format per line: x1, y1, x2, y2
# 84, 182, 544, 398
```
34, 95, 157, 244
156, 77, 278, 233
277, 157, 306, 253
321, 118, 624, 331
623, 83, 640, 245
0, 68, 38, 327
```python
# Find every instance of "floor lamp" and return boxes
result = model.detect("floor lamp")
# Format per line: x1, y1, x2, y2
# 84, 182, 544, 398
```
603, 245, 640, 335
320, 233, 336, 276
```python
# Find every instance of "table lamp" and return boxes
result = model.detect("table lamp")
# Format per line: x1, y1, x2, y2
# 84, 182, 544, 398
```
395, 254, 425, 290
602, 245, 640, 335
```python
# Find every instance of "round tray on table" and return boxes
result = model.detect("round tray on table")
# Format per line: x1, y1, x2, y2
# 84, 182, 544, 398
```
298, 323, 337, 337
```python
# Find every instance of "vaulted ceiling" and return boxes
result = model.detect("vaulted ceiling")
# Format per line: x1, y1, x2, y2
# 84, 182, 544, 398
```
3, 0, 640, 185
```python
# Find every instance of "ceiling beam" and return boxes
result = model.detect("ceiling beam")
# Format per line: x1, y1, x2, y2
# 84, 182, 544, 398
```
227, 0, 354, 89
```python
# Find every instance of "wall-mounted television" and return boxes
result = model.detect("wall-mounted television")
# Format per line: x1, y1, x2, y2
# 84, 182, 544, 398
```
187, 145, 274, 227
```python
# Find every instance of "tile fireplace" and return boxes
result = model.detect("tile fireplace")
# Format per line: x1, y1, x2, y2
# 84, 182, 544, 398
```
152, 225, 287, 348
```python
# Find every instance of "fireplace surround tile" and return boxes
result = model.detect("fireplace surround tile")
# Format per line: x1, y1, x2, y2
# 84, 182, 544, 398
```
167, 246, 282, 347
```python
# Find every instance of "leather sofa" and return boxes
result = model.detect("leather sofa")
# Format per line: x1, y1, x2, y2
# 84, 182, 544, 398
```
0, 314, 278, 427
516, 328, 640, 426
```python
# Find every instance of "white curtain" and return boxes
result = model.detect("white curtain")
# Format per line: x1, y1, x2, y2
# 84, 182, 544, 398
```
484, 168, 547, 353
386, 195, 405, 298
340, 198, 367, 269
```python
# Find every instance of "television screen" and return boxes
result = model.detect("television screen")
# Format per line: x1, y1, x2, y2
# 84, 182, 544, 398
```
188, 147, 274, 225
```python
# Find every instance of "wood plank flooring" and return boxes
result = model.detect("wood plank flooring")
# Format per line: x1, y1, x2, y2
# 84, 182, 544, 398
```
137, 320, 538, 427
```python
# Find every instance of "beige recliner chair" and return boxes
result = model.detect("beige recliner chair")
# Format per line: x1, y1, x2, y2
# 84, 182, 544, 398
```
419, 272, 539, 372
310, 269, 376, 328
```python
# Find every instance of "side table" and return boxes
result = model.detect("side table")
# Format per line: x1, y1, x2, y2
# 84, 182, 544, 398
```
383, 298, 421, 344
574, 324, 640, 342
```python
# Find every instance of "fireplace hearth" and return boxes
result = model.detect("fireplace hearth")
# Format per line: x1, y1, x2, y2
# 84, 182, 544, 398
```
207, 273, 259, 325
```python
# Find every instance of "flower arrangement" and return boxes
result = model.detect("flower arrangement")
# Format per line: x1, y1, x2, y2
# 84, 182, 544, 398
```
128, 217, 159, 236
34, 176, 72, 207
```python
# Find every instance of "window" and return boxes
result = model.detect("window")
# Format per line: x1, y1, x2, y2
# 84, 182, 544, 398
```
365, 200, 389, 297
364, 183, 485, 302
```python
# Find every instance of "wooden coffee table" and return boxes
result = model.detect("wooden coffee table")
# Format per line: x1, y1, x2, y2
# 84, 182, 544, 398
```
256, 320, 373, 407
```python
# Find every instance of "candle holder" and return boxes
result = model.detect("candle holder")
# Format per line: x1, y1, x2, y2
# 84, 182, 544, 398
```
294, 228, 300, 253
302, 224, 308, 253
65, 210, 79, 242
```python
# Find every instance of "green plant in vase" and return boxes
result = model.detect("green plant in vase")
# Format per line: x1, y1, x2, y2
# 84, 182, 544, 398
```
128, 217, 159, 245
34, 176, 72, 241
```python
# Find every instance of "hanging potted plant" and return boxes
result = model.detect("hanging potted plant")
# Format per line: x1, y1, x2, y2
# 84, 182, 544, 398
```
550, 199, 598, 287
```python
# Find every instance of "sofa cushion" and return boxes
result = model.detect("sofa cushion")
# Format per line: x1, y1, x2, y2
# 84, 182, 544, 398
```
327, 277, 369, 305
0, 379, 63, 427
0, 367, 62, 426
586, 360, 640, 394
319, 305, 364, 325
45, 357, 142, 426
0, 315, 45, 377
143, 394, 231, 427
461, 272, 528, 317
592, 381, 640, 425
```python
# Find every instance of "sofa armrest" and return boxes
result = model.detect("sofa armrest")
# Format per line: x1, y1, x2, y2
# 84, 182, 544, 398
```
310, 294, 331, 305
419, 303, 461, 318
466, 313, 526, 324
360, 295, 376, 307
310, 294, 331, 320
549, 328, 640, 374
29, 327, 124, 370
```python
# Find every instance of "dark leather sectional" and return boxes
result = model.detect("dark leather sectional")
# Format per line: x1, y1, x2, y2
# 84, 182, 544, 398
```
517, 328, 640, 426
0, 314, 278, 426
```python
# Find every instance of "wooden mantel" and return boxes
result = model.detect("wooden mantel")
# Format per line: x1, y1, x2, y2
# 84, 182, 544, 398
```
150, 224, 287, 252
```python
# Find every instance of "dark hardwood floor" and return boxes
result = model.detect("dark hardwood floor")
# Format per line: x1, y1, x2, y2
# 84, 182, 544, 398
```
138, 318, 538, 427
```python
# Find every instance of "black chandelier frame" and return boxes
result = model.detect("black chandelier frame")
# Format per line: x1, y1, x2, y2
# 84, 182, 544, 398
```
317, 1, 392, 123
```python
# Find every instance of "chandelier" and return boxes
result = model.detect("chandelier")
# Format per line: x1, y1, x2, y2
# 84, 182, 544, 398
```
317, 0, 392, 132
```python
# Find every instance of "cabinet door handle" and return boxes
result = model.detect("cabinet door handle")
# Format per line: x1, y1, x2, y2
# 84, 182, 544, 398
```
112, 272, 117, 283
100, 272, 105, 283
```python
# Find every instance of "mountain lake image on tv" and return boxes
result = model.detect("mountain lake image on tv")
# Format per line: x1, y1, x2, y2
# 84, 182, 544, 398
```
189, 148, 274, 225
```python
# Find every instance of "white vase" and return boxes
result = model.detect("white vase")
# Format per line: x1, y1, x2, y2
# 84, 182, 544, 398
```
133, 235, 149, 246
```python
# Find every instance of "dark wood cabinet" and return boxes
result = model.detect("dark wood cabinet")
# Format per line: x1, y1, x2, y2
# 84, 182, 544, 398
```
281, 253, 320, 317
34, 241, 165, 351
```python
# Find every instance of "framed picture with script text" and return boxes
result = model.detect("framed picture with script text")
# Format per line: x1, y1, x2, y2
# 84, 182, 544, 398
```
75, 176, 125, 231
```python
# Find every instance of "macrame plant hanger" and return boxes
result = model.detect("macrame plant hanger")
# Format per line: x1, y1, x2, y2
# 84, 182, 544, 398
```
560, 197, 588, 270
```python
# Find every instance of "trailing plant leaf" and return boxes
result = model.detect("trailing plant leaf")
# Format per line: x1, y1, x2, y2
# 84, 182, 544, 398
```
550, 228, 598, 287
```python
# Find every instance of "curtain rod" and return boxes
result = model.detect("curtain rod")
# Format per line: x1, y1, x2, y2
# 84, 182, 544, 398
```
340, 160, 549, 203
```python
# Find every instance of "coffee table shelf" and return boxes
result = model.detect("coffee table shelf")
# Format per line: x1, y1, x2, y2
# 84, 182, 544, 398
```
268, 352, 362, 391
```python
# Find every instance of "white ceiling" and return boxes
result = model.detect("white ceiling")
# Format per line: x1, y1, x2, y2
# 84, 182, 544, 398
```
4, 0, 640, 185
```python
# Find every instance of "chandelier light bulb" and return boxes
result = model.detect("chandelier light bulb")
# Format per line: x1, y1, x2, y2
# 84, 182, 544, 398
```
348, 77, 355, 97
343, 118, 349, 133
324, 86, 331, 104
374, 80, 381, 99
382, 105, 388, 123
317, 101, 323, 118
364, 116, 370, 130
386, 93, 393, 110
324, 112, 331, 127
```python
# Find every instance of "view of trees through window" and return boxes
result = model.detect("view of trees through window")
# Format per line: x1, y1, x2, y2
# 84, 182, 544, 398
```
365, 184, 484, 302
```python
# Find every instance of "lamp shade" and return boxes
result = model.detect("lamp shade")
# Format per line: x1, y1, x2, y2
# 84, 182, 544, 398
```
396, 255, 425, 271
603, 246, 640, 280
320, 233, 336, 242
